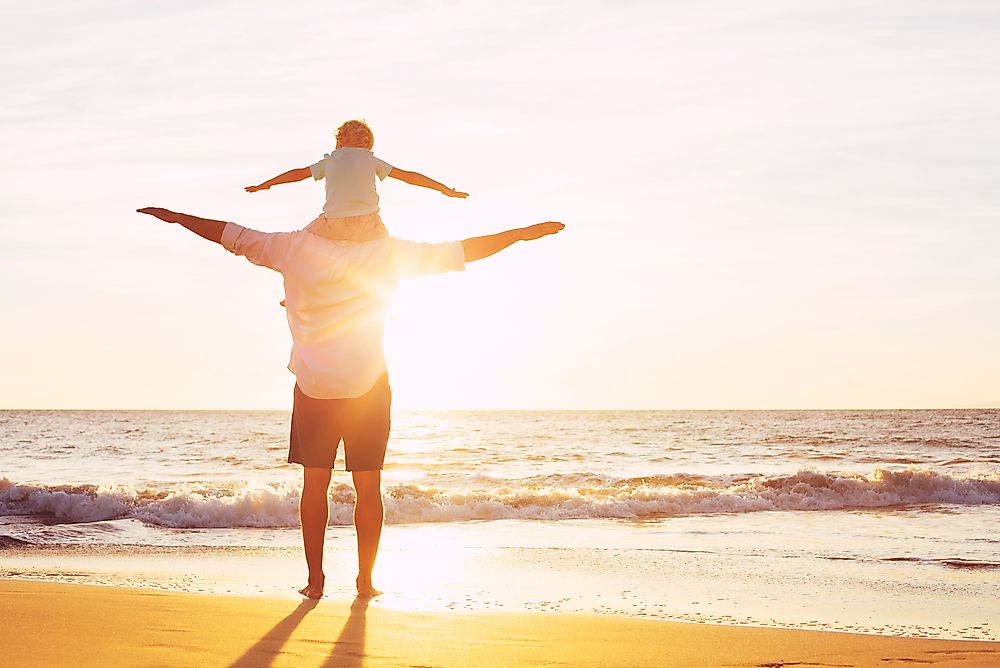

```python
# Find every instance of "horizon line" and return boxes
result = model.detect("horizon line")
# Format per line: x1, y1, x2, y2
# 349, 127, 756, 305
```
2, 405, 998, 412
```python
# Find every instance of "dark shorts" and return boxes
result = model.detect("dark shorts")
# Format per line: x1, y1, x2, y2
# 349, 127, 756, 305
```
288, 374, 391, 471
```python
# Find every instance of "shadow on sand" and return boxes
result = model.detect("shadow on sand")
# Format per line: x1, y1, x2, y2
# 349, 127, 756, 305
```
321, 596, 369, 667
229, 598, 319, 667
228, 596, 369, 668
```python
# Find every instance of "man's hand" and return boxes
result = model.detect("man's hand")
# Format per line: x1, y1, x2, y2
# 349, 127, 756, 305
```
137, 207, 181, 223
442, 187, 469, 199
245, 184, 270, 193
518, 221, 564, 241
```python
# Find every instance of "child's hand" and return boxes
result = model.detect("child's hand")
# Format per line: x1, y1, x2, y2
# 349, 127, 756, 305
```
245, 184, 269, 193
443, 187, 468, 199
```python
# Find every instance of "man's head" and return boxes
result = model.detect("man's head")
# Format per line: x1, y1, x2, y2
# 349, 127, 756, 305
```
335, 120, 375, 150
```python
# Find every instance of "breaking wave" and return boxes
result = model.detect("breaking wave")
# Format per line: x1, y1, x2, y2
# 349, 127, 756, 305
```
1, 468, 998, 529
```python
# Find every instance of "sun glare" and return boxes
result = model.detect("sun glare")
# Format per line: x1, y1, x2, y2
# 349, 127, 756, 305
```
375, 525, 472, 610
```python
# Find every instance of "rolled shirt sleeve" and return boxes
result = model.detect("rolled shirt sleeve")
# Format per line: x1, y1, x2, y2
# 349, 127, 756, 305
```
390, 239, 465, 279
221, 223, 295, 272
373, 157, 394, 181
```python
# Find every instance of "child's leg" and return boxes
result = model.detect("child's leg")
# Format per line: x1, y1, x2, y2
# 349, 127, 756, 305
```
306, 213, 388, 242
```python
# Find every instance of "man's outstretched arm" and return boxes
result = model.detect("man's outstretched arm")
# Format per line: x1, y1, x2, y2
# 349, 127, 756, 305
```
461, 222, 564, 263
136, 207, 229, 244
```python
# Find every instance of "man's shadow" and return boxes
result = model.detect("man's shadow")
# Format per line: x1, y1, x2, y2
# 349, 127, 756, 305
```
229, 598, 319, 668
228, 596, 369, 668
321, 596, 369, 668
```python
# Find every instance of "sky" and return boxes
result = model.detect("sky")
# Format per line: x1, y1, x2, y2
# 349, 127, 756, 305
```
1, 0, 998, 409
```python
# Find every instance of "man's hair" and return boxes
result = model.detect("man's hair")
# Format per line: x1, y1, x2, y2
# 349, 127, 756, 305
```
335, 120, 375, 149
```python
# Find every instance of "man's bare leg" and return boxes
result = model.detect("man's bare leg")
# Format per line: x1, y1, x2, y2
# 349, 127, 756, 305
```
299, 466, 332, 599
351, 470, 384, 597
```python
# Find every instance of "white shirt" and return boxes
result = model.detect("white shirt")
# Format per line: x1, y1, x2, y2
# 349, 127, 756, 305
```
309, 147, 394, 219
221, 223, 465, 399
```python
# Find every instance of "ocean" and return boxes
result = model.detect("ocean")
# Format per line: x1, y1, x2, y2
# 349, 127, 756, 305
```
2, 409, 998, 640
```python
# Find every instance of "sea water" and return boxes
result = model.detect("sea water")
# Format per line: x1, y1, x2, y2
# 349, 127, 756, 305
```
2, 409, 998, 639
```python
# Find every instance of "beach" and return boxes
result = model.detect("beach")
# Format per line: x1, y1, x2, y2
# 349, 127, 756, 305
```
6, 0, 1000, 664
3, 409, 999, 665
4, 579, 998, 667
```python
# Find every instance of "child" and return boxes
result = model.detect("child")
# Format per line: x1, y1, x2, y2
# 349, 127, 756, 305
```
246, 119, 467, 243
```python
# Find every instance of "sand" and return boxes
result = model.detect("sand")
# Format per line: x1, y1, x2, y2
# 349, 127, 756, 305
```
2, 580, 997, 667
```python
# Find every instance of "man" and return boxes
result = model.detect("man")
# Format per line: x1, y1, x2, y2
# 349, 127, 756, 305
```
137, 206, 564, 598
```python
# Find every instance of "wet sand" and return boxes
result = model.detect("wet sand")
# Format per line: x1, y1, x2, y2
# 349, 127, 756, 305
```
3, 579, 998, 667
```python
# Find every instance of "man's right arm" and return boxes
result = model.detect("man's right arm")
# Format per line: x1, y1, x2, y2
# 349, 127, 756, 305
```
245, 167, 312, 193
137, 207, 294, 272
137, 207, 228, 244
461, 222, 564, 263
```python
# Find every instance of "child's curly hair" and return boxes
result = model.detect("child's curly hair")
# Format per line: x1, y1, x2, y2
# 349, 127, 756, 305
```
335, 120, 374, 149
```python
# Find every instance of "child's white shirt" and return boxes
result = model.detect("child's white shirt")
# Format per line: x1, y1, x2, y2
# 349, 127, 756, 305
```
309, 147, 394, 218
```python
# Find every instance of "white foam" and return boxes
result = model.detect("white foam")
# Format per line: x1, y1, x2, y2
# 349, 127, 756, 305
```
1, 468, 998, 529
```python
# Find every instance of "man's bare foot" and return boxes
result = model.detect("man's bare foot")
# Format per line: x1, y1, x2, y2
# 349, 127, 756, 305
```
298, 575, 324, 599
356, 575, 382, 598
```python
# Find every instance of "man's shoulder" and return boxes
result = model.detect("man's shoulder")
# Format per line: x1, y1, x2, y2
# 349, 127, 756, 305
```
388, 236, 457, 248
387, 237, 465, 275
298, 232, 393, 257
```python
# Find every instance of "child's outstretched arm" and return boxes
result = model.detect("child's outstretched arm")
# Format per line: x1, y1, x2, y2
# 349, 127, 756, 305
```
245, 167, 312, 193
388, 168, 468, 198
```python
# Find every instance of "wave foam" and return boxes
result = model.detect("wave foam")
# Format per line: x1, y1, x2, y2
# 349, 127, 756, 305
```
1, 468, 998, 529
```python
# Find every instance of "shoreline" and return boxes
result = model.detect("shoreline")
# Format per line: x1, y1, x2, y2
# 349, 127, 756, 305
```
3, 579, 998, 667
3, 521, 998, 644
